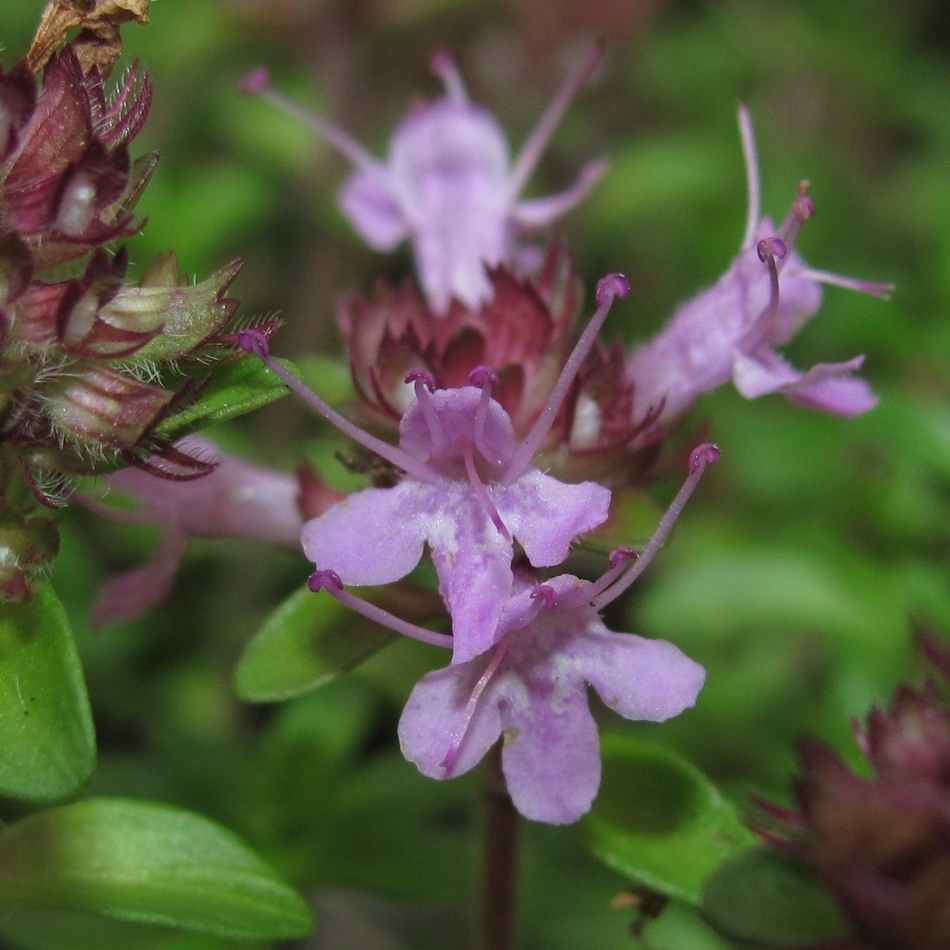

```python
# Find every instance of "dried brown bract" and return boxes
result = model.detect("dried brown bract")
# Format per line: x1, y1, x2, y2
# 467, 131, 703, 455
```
28, 0, 149, 76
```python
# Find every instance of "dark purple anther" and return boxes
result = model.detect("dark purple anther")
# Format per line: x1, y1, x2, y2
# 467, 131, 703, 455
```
240, 67, 272, 96
595, 273, 630, 307
794, 191, 816, 221
237, 328, 270, 359
308, 569, 343, 593
608, 546, 637, 569
404, 368, 437, 392
429, 49, 453, 80
757, 237, 787, 264
469, 366, 498, 389
531, 584, 559, 609
688, 442, 721, 474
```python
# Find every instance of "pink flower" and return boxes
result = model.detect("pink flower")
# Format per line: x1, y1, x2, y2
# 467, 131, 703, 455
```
626, 106, 893, 433
398, 568, 705, 823
240, 274, 629, 664
84, 438, 306, 626
243, 47, 606, 313
313, 443, 718, 823
302, 382, 611, 663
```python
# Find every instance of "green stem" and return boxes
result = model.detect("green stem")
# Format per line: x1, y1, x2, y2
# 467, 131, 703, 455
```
477, 742, 519, 950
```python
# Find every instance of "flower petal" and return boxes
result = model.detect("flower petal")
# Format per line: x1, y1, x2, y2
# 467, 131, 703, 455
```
301, 482, 428, 585
499, 657, 601, 824
426, 490, 514, 662
388, 102, 511, 312
781, 357, 879, 417
339, 171, 409, 251
89, 527, 188, 628
498, 469, 610, 567
398, 654, 503, 779
511, 159, 607, 229
577, 628, 706, 722
732, 348, 801, 399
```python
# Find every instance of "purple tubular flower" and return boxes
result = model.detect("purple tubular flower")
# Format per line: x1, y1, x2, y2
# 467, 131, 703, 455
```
626, 106, 893, 431
244, 277, 628, 664
83, 438, 303, 626
244, 46, 606, 314
396, 444, 717, 824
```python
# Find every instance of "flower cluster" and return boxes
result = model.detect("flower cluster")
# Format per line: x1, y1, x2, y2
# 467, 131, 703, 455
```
91, 48, 891, 822
0, 34, 271, 601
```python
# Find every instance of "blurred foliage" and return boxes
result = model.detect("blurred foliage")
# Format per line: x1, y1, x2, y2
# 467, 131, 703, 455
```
4, 0, 950, 946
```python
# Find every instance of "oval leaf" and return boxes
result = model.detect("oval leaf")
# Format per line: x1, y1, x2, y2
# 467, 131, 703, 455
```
583, 736, 755, 904
0, 583, 95, 801
235, 584, 400, 702
0, 798, 313, 940
702, 845, 849, 947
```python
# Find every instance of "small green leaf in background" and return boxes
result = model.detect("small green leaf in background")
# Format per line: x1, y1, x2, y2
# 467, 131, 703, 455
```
154, 357, 291, 444
585, 487, 663, 555
0, 798, 313, 941
0, 583, 95, 802
235, 583, 401, 702
583, 736, 755, 905
702, 845, 849, 947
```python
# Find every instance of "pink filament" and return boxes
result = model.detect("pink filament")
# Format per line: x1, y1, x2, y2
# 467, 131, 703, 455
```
440, 634, 511, 776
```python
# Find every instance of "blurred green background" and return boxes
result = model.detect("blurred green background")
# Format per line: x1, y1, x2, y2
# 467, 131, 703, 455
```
4, 0, 950, 947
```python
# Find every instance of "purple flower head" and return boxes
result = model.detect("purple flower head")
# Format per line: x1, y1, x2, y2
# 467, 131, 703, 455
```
243, 47, 606, 314
626, 106, 893, 434
317, 443, 717, 823
83, 438, 304, 626
240, 276, 628, 663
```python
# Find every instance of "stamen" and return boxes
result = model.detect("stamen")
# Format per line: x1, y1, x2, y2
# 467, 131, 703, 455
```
464, 444, 511, 541
738, 104, 762, 250
580, 546, 637, 604
308, 570, 453, 650
790, 267, 894, 300
502, 273, 629, 483
507, 41, 605, 202
308, 568, 343, 592
531, 584, 558, 609
440, 635, 511, 776
238, 329, 437, 483
756, 236, 787, 332
550, 546, 638, 611
240, 67, 387, 182
469, 366, 498, 454
430, 50, 469, 105
776, 182, 815, 256
406, 369, 445, 456
591, 443, 720, 611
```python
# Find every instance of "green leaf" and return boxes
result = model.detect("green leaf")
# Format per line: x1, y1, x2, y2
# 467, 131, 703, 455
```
235, 584, 399, 702
0, 584, 95, 802
0, 909, 206, 950
0, 798, 313, 941
702, 846, 849, 947
154, 357, 291, 443
583, 736, 755, 904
